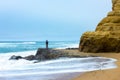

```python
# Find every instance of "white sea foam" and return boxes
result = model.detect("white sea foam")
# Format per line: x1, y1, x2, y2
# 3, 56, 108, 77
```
0, 41, 36, 45
0, 43, 17, 47
0, 42, 36, 48
0, 51, 117, 77
0, 50, 36, 71
21, 42, 36, 44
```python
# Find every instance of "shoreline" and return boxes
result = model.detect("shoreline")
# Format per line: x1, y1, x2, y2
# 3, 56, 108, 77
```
53, 49, 119, 80
71, 51, 120, 80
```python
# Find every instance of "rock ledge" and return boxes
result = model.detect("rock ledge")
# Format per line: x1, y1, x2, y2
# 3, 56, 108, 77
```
79, 0, 120, 52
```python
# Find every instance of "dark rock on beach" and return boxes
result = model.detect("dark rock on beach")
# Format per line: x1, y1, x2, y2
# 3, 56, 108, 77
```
34, 48, 66, 60
35, 48, 50, 60
9, 55, 23, 60
23, 55, 36, 60
9, 48, 95, 62
9, 48, 66, 61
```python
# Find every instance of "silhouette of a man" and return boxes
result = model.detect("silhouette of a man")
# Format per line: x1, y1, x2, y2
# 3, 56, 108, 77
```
46, 40, 48, 49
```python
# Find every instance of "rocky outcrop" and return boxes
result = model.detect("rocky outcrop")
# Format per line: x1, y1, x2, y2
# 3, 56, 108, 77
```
9, 48, 60, 61
34, 48, 61, 60
79, 0, 120, 52
9, 48, 98, 62
9, 48, 68, 61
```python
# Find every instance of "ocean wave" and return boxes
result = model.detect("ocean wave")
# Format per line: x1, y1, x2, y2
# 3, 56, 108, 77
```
0, 54, 117, 77
0, 42, 36, 45
0, 41, 79, 53
0, 42, 36, 49
21, 42, 36, 44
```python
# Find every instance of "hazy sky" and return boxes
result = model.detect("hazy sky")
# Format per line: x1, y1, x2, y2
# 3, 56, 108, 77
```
0, 0, 112, 41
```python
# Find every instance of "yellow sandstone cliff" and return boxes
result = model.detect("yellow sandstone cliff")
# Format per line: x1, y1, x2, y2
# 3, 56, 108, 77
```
79, 0, 120, 52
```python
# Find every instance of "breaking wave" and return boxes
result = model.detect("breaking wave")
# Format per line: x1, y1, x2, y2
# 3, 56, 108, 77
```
0, 51, 117, 77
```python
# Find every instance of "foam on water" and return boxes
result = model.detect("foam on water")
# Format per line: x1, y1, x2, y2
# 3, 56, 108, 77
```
0, 51, 117, 77
0, 51, 36, 70
0, 42, 36, 47
0, 41, 36, 45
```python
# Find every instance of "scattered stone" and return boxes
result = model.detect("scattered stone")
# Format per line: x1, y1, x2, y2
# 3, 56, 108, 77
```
9, 55, 22, 60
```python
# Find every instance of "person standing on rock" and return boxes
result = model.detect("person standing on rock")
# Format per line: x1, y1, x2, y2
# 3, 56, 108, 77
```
46, 40, 48, 49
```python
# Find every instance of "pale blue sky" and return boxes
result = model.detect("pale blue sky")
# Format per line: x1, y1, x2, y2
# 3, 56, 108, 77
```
0, 0, 112, 41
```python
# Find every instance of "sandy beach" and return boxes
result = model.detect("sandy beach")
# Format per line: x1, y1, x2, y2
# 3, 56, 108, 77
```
0, 73, 81, 80
62, 50, 120, 80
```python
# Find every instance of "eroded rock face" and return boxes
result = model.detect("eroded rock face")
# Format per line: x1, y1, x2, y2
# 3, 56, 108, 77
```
79, 0, 120, 52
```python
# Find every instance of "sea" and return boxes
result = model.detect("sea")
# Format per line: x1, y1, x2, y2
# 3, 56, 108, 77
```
0, 41, 117, 80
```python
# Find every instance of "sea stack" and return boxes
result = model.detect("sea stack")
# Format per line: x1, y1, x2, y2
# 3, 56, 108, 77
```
79, 0, 120, 52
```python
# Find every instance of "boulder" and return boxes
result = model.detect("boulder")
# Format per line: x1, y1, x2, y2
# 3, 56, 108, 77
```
35, 48, 50, 60
23, 55, 36, 60
79, 0, 120, 52
35, 48, 62, 60
9, 55, 23, 60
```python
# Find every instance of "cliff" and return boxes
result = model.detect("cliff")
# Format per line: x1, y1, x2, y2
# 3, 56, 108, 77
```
79, 0, 120, 52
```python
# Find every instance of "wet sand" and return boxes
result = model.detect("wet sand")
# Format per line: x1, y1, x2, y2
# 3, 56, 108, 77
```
0, 72, 82, 80
65, 50, 120, 80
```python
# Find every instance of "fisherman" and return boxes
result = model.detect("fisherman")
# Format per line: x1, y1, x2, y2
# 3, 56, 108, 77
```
46, 40, 48, 49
